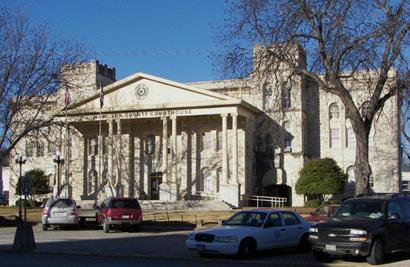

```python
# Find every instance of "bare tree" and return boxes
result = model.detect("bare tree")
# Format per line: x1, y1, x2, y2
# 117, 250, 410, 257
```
0, 7, 86, 163
216, 0, 409, 195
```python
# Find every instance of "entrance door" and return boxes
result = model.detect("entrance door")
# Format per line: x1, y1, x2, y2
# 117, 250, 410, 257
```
150, 172, 162, 200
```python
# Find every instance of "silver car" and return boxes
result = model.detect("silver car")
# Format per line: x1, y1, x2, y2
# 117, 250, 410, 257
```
41, 198, 79, 230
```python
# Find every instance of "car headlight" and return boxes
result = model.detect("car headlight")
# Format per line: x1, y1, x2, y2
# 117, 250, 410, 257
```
214, 236, 238, 243
350, 229, 367, 235
309, 227, 318, 233
187, 232, 196, 240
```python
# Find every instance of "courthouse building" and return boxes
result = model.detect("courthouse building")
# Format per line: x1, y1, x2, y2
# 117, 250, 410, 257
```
8, 47, 401, 207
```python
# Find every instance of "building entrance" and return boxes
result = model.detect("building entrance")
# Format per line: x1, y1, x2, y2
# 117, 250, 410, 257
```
150, 172, 162, 200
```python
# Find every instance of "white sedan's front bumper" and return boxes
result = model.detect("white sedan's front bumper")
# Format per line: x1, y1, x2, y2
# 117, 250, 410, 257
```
186, 239, 239, 255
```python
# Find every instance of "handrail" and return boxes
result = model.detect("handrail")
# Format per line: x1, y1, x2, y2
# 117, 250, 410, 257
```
242, 195, 287, 208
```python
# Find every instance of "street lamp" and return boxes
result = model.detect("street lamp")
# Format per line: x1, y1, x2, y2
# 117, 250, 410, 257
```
14, 153, 27, 219
52, 153, 64, 198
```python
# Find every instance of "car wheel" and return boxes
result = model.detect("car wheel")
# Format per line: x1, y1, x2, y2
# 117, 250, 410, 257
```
42, 224, 48, 231
313, 250, 331, 262
103, 218, 110, 233
297, 234, 311, 253
238, 238, 256, 259
366, 239, 385, 265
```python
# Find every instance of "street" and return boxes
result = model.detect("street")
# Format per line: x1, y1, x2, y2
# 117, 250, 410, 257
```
0, 224, 409, 266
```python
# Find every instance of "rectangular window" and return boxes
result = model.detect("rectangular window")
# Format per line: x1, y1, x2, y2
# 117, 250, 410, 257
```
217, 131, 223, 151
346, 127, 355, 147
48, 141, 57, 156
26, 141, 35, 158
330, 128, 340, 148
37, 141, 45, 157
202, 132, 212, 151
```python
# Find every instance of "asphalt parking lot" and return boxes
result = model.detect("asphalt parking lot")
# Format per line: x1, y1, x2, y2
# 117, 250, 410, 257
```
0, 224, 409, 266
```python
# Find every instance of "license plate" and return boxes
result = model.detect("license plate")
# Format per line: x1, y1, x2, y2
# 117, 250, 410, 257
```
196, 244, 205, 251
54, 212, 65, 216
122, 215, 130, 219
325, 244, 336, 251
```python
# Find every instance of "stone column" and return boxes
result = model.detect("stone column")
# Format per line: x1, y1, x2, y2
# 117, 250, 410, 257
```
108, 120, 114, 186
231, 112, 238, 183
116, 119, 122, 196
221, 113, 228, 184
171, 116, 177, 184
162, 116, 168, 183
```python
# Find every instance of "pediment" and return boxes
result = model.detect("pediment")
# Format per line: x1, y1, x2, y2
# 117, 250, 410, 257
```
68, 73, 238, 113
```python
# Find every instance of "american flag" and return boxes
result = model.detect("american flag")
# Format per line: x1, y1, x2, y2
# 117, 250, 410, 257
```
64, 88, 72, 106
100, 83, 104, 108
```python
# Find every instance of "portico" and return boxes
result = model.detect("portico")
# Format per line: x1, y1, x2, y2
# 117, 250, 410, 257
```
62, 73, 257, 207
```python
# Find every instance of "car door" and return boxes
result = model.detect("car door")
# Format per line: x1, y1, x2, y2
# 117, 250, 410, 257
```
385, 200, 406, 250
399, 199, 410, 248
280, 211, 305, 247
259, 212, 286, 249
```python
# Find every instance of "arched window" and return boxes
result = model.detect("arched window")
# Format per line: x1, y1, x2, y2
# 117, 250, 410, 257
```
329, 103, 340, 119
281, 82, 291, 109
360, 101, 371, 118
264, 82, 273, 96
330, 128, 340, 148
346, 166, 355, 183
346, 127, 355, 147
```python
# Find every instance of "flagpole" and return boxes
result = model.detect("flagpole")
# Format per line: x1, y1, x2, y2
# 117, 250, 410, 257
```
99, 82, 103, 190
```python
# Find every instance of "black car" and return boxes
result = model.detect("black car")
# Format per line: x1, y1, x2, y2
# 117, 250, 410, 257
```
309, 193, 410, 265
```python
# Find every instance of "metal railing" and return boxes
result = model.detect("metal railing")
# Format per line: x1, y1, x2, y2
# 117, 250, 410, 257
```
243, 195, 287, 208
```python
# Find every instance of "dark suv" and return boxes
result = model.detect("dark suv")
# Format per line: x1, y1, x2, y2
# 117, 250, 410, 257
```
309, 193, 410, 265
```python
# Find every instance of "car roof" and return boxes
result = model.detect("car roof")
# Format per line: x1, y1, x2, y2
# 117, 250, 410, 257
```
241, 209, 289, 213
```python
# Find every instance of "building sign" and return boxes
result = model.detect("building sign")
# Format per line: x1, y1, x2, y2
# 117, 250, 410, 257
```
70, 109, 193, 121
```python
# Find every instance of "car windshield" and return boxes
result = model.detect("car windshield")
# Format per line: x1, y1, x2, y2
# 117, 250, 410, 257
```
223, 211, 266, 227
333, 201, 384, 219
110, 199, 140, 209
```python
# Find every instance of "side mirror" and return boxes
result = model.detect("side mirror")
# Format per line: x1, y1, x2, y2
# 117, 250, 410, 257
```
389, 213, 400, 220
76, 205, 81, 209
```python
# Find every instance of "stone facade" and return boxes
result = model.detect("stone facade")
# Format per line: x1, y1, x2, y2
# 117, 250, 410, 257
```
7, 52, 401, 208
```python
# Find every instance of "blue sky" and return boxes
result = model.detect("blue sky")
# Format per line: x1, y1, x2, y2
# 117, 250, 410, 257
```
2, 0, 227, 82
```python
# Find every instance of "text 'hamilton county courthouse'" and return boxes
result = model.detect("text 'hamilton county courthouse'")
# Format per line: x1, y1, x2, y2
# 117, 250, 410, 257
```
9, 47, 401, 208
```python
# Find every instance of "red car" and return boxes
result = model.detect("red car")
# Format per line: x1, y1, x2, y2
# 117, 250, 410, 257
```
96, 197, 142, 233
305, 205, 339, 222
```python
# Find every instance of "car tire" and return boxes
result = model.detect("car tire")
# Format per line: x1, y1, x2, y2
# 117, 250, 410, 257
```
42, 224, 48, 231
366, 239, 385, 265
297, 234, 311, 253
313, 250, 331, 262
238, 238, 256, 259
103, 218, 110, 233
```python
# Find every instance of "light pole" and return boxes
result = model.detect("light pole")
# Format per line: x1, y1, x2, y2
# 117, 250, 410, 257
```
52, 153, 64, 198
14, 153, 26, 219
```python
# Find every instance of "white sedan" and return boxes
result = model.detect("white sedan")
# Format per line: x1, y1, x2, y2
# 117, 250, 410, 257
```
186, 209, 311, 258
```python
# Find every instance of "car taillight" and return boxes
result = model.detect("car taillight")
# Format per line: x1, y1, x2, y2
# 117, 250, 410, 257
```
42, 209, 48, 216
106, 209, 111, 217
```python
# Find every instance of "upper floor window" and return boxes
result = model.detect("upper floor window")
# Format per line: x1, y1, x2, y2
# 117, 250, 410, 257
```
202, 132, 212, 151
330, 128, 340, 148
48, 141, 57, 156
346, 127, 355, 147
263, 82, 273, 96
281, 82, 291, 109
37, 141, 45, 157
25, 141, 35, 158
217, 131, 223, 151
283, 121, 292, 151
329, 103, 340, 119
